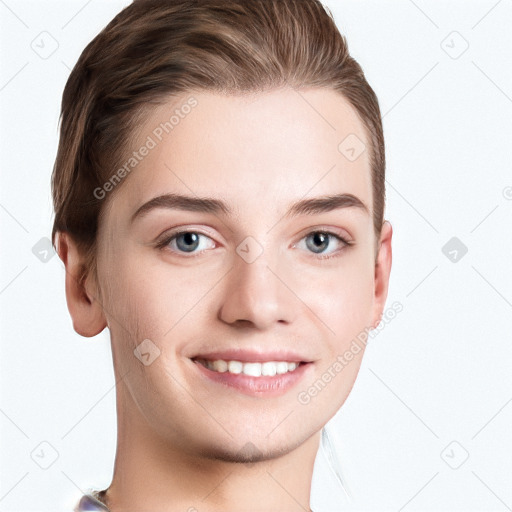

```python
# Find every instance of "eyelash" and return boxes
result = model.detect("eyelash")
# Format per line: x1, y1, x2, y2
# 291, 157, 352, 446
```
156, 229, 353, 260
296, 231, 353, 260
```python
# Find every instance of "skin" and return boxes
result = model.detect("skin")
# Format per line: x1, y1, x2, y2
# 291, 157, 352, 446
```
57, 87, 392, 512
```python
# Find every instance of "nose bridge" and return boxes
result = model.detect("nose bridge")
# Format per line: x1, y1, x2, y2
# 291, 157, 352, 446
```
218, 237, 295, 328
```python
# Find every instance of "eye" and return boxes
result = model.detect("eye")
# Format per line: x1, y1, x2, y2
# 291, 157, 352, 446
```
156, 228, 352, 259
157, 230, 216, 255
295, 230, 352, 260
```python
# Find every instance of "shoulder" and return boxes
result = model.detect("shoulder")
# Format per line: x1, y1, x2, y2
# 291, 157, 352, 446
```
74, 490, 110, 512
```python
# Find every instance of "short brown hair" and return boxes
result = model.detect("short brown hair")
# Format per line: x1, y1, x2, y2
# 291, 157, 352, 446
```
51, 0, 385, 286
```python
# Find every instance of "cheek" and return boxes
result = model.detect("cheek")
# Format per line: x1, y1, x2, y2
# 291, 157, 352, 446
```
294, 263, 374, 417
324, 272, 373, 325
293, 292, 373, 428
104, 251, 221, 344
297, 257, 375, 348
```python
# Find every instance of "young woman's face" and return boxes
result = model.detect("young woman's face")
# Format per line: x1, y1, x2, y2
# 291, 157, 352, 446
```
95, 87, 390, 461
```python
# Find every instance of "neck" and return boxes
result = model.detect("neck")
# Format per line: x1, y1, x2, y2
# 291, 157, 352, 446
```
103, 380, 320, 512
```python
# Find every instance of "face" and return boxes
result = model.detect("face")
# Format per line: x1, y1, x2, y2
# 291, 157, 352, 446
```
93, 87, 390, 461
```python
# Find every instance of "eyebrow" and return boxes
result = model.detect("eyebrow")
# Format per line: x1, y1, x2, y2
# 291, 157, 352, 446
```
130, 192, 369, 224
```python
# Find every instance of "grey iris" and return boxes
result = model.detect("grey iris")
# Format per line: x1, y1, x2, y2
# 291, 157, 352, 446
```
176, 232, 200, 252
306, 232, 329, 253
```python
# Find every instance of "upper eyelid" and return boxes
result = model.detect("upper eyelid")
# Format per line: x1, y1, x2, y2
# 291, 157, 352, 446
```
162, 222, 352, 237
159, 226, 351, 242
156, 225, 219, 242
295, 226, 352, 241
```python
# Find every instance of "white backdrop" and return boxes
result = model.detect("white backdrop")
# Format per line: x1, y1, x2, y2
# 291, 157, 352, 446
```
1, 1, 511, 511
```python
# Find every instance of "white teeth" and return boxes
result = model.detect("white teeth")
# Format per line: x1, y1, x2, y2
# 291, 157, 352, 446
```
228, 360, 243, 374
197, 359, 300, 377
261, 361, 277, 376
276, 362, 289, 375
242, 362, 261, 377
212, 359, 228, 372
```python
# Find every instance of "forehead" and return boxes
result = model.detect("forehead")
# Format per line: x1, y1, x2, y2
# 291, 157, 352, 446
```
106, 87, 372, 222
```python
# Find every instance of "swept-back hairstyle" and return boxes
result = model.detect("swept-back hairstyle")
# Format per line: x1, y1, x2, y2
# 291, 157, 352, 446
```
51, 0, 385, 286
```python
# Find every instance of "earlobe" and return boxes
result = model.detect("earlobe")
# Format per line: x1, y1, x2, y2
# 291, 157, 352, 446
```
371, 220, 393, 328
55, 232, 107, 338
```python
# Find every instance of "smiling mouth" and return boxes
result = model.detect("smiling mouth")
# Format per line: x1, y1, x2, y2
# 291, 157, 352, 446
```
192, 357, 307, 378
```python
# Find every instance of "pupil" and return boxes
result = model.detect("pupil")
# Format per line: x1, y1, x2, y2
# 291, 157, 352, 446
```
177, 232, 199, 252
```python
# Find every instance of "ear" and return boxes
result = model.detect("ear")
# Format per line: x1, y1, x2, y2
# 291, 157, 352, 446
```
371, 220, 393, 328
55, 231, 107, 337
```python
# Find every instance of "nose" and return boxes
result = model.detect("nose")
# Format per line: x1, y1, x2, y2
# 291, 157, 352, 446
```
218, 249, 297, 330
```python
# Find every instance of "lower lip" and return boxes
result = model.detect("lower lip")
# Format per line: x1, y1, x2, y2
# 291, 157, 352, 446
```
191, 359, 313, 397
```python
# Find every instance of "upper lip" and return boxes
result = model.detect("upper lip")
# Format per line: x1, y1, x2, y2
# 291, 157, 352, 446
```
190, 348, 313, 363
